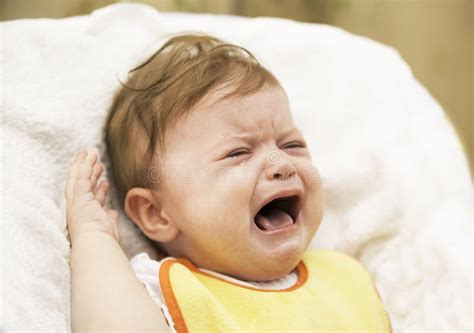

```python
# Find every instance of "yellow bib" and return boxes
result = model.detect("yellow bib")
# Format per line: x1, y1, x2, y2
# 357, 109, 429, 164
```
159, 249, 392, 332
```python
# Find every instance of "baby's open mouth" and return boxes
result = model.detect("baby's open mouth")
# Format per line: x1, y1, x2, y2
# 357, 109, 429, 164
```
254, 195, 302, 231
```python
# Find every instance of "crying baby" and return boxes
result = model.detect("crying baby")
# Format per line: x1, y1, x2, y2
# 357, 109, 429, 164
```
65, 33, 391, 332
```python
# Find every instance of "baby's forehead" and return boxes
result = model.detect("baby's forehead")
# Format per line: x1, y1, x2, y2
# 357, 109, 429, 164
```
166, 85, 294, 142
203, 87, 290, 120
171, 111, 300, 148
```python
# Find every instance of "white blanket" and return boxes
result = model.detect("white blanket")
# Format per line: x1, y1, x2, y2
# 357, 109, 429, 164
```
1, 3, 471, 331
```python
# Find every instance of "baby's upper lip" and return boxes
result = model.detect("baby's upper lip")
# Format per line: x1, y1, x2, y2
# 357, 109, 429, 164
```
253, 186, 305, 219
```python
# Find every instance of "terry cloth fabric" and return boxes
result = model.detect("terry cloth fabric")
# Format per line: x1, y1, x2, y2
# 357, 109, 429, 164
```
2, 3, 471, 331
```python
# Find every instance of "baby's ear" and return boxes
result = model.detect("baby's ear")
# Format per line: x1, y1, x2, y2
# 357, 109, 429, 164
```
124, 188, 179, 243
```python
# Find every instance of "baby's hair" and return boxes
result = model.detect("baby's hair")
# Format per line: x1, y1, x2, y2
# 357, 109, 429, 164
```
103, 33, 280, 205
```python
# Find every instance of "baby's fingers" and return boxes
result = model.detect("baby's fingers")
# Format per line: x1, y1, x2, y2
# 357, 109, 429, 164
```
73, 150, 98, 198
90, 162, 104, 193
94, 180, 110, 207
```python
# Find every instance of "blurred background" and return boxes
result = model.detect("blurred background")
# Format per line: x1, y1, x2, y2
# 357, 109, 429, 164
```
1, 0, 472, 175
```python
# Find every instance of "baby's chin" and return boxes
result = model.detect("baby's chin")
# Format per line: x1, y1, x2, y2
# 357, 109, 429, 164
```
232, 263, 300, 282
225, 251, 305, 282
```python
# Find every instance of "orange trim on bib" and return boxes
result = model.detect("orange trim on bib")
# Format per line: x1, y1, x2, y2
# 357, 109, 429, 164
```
373, 282, 393, 333
159, 259, 189, 333
159, 258, 308, 332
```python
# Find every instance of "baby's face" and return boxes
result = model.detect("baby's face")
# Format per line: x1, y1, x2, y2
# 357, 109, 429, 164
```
155, 84, 323, 281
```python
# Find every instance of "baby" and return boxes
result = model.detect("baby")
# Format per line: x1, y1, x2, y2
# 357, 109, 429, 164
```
65, 33, 391, 331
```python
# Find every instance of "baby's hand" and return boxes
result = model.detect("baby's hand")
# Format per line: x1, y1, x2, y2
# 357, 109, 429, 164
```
65, 148, 120, 245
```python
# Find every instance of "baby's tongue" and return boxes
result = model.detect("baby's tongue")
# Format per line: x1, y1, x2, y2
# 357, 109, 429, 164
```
255, 208, 293, 231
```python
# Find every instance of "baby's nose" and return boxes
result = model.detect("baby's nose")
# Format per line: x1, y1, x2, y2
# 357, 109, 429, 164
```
264, 150, 297, 181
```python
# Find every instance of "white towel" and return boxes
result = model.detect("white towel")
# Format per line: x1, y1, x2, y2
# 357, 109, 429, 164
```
1, 3, 471, 331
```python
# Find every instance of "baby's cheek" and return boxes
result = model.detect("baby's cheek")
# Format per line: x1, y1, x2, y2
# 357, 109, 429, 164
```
162, 177, 208, 220
300, 161, 322, 188
300, 162, 324, 215
213, 163, 254, 185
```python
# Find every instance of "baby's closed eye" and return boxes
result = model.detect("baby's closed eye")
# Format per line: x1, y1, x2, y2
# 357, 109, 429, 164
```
226, 148, 251, 159
281, 141, 306, 150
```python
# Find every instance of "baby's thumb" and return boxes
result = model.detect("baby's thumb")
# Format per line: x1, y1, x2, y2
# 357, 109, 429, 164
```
107, 209, 120, 242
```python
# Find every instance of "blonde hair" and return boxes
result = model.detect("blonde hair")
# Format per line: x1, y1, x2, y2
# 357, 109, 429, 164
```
103, 33, 281, 204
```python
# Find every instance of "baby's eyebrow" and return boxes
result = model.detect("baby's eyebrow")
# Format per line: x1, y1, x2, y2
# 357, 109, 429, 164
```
204, 133, 256, 157
212, 132, 261, 149
228, 132, 261, 141
279, 127, 305, 139
210, 127, 304, 151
